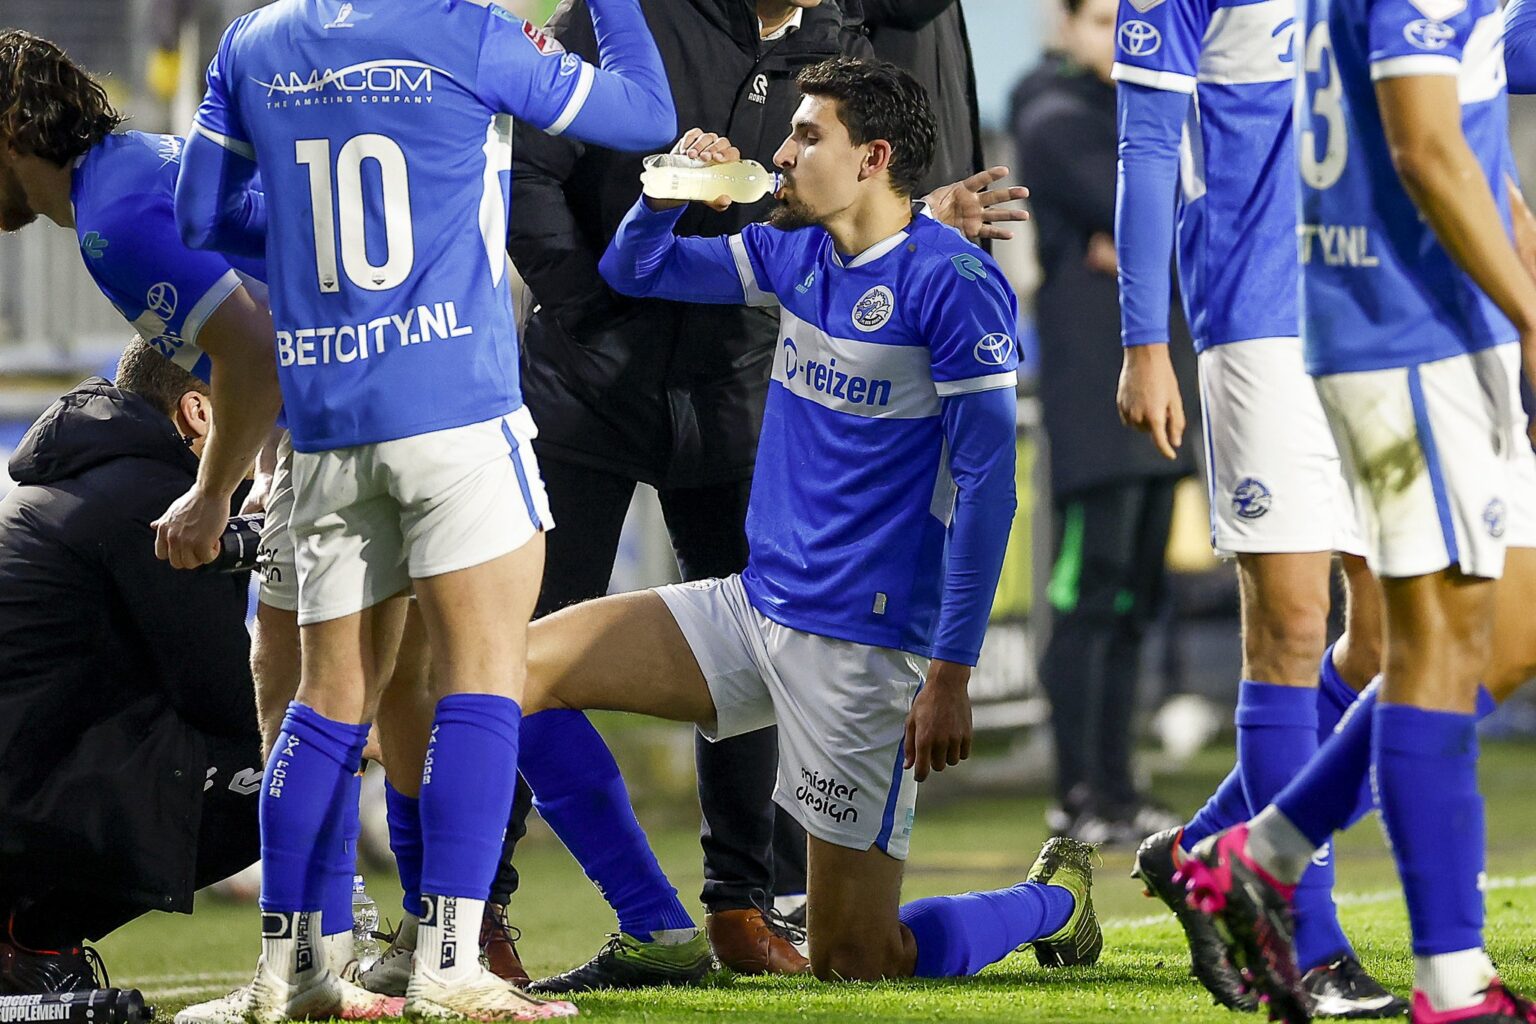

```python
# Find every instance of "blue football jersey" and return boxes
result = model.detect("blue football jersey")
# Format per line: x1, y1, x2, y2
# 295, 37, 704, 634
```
191, 0, 654, 452
1297, 0, 1515, 373
727, 216, 1020, 657
1112, 0, 1301, 350
71, 132, 264, 382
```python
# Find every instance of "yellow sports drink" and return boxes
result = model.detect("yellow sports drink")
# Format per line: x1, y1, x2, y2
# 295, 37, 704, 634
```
640, 154, 782, 203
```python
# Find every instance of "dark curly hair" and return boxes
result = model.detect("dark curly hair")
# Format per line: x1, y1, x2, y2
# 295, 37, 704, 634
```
0, 30, 122, 166
795, 58, 937, 199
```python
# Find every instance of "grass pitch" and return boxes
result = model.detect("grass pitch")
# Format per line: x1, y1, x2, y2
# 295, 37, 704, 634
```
100, 743, 1536, 1022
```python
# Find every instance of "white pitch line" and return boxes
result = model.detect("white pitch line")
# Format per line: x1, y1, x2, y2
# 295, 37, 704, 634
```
1103, 874, 1536, 932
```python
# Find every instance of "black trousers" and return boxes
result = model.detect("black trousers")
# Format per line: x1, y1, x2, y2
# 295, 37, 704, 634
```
6, 731, 262, 947
1038, 476, 1179, 810
489, 454, 807, 911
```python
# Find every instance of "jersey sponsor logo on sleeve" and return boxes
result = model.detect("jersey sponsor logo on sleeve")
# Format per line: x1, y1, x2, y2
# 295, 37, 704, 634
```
146, 282, 178, 320
1408, 0, 1467, 20
852, 285, 895, 332
973, 332, 1014, 367
1403, 18, 1456, 49
559, 52, 580, 77
1232, 477, 1273, 519
951, 253, 988, 281
521, 19, 565, 56
156, 135, 184, 166
1119, 20, 1163, 57
80, 231, 108, 260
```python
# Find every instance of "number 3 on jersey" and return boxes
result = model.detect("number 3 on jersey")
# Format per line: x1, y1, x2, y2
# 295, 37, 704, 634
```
296, 134, 414, 293
1300, 22, 1347, 190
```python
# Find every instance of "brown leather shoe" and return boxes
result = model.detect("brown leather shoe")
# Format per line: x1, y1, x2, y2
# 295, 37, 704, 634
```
479, 903, 531, 985
705, 908, 811, 976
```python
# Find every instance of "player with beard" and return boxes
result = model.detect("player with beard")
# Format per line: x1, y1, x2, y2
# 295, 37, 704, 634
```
505, 57, 1104, 983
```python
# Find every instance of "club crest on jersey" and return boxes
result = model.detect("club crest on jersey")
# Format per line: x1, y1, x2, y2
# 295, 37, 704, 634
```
1484, 498, 1506, 538
522, 20, 565, 56
1404, 19, 1456, 50
973, 333, 1013, 367
1119, 20, 1162, 57
1232, 478, 1272, 520
1408, 0, 1466, 20
852, 285, 895, 332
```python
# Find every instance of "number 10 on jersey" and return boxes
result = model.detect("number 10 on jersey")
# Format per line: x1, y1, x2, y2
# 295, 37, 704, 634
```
296, 134, 415, 293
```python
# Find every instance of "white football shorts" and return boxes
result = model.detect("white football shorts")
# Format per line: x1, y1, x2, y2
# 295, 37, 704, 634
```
1197, 337, 1365, 558
656, 574, 926, 860
289, 407, 553, 625
256, 429, 298, 612
1315, 344, 1528, 580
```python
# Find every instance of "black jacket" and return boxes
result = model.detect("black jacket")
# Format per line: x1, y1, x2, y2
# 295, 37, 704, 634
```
862, 0, 982, 196
1012, 55, 1196, 496
0, 380, 258, 912
512, 0, 871, 488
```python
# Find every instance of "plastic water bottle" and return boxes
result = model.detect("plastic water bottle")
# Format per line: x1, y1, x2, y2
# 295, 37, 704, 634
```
640, 154, 782, 204
352, 874, 381, 973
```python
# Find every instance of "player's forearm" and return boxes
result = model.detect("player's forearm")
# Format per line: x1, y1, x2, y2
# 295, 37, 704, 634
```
566, 0, 676, 151
1116, 83, 1188, 347
176, 131, 266, 257
930, 390, 1018, 665
1383, 91, 1536, 334
599, 199, 747, 303
198, 347, 282, 501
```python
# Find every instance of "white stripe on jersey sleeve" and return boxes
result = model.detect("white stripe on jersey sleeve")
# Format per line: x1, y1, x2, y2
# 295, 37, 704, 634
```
182, 268, 243, 348
192, 122, 256, 160
934, 371, 1019, 398
728, 234, 779, 309
546, 61, 596, 136
1111, 63, 1198, 95
1370, 54, 1461, 80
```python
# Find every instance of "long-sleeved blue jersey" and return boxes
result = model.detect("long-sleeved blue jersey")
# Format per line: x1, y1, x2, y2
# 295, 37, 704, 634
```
600, 202, 1019, 666
179, 0, 674, 452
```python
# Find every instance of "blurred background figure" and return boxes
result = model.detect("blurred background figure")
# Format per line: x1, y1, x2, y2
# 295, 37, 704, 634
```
1010, 0, 1195, 845
860, 0, 981, 195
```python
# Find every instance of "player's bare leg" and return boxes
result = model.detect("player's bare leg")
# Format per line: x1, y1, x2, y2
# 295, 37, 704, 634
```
399, 537, 574, 1021
1236, 552, 1334, 689
1488, 546, 1536, 702
522, 591, 717, 724
251, 602, 302, 757
177, 596, 410, 1024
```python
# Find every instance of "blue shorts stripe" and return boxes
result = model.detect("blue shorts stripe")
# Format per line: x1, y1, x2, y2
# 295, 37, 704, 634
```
1198, 365, 1220, 548
875, 731, 909, 852
500, 418, 543, 532
1406, 366, 1459, 567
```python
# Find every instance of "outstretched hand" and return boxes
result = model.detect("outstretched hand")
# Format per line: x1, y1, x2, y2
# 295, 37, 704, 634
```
922, 166, 1031, 243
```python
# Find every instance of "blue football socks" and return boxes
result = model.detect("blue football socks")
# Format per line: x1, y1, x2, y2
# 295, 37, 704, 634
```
418, 693, 522, 901
1181, 767, 1248, 852
900, 884, 1075, 977
322, 769, 362, 936
1373, 703, 1485, 956
385, 780, 424, 917
260, 702, 370, 914
518, 709, 694, 939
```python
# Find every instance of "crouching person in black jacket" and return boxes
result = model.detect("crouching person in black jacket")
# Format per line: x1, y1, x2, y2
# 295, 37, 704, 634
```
0, 341, 262, 994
